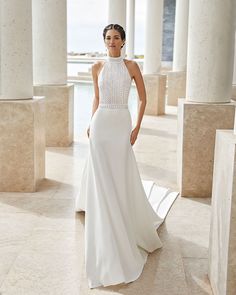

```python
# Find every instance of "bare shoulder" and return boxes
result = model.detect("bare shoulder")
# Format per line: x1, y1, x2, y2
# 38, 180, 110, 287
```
124, 58, 136, 66
91, 60, 105, 78
92, 61, 103, 72
124, 59, 141, 78
124, 59, 140, 70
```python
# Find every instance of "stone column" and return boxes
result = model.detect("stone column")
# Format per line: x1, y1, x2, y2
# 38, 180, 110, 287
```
232, 32, 236, 100
178, 0, 236, 197
167, 0, 189, 106
0, 0, 33, 100
143, 0, 166, 116
0, 0, 1, 95
32, 0, 74, 147
143, 0, 163, 74
186, 3, 234, 103
126, 0, 135, 60
107, 0, 127, 58
0, 0, 45, 192
172, 0, 189, 72
108, 0, 126, 29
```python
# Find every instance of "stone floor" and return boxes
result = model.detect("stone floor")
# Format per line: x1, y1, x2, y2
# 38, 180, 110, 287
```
0, 106, 213, 295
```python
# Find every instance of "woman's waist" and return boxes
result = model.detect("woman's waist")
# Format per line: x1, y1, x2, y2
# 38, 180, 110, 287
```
92, 105, 132, 125
98, 102, 128, 109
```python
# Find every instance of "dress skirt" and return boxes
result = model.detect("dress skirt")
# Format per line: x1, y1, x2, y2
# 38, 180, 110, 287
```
76, 106, 163, 288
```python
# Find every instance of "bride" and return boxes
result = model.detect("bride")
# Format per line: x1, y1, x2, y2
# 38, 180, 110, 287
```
75, 23, 171, 289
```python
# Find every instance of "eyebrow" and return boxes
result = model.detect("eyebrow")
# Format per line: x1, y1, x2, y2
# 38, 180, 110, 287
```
106, 35, 120, 37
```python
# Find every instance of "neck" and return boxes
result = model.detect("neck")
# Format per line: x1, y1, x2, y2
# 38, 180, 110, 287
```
107, 53, 121, 58
107, 54, 123, 63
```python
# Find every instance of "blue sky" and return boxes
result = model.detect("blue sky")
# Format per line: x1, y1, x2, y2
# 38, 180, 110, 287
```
67, 0, 145, 54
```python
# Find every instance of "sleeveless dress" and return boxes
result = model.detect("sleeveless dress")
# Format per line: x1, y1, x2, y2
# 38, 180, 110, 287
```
75, 55, 177, 288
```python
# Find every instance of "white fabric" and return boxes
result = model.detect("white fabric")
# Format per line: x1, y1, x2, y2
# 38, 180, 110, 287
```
98, 55, 131, 107
75, 55, 178, 288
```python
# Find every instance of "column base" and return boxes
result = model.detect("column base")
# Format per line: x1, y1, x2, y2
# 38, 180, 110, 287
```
177, 99, 235, 197
166, 71, 186, 106
209, 130, 236, 295
34, 84, 74, 147
143, 74, 166, 116
0, 97, 45, 192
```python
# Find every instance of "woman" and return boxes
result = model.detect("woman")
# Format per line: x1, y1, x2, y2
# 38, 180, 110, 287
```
75, 24, 163, 289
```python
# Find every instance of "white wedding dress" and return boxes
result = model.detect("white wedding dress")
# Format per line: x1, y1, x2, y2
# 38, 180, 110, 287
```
75, 55, 178, 289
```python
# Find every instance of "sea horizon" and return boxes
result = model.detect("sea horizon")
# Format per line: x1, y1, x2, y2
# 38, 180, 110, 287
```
67, 0, 145, 55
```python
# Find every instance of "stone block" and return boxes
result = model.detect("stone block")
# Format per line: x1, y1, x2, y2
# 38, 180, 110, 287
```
0, 97, 45, 192
143, 74, 166, 116
208, 130, 236, 295
177, 99, 235, 197
34, 84, 74, 147
167, 71, 186, 106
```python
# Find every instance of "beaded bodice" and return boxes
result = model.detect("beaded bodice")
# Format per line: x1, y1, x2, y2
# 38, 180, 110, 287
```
98, 55, 132, 108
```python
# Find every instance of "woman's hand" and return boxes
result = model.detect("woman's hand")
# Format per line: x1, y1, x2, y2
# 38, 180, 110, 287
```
87, 126, 90, 138
130, 126, 140, 145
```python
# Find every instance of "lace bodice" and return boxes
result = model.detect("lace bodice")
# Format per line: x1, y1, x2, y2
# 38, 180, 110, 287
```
98, 55, 132, 108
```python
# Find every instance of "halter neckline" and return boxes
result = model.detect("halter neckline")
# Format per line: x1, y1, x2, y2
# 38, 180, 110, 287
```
107, 55, 123, 63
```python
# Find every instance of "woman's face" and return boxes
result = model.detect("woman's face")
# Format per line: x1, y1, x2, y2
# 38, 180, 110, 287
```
104, 29, 124, 54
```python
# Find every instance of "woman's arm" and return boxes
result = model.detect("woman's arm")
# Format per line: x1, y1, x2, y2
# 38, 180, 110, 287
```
91, 63, 100, 118
129, 61, 147, 145
87, 62, 101, 137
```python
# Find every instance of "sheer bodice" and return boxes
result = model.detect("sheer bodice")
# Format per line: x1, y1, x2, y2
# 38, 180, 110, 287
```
98, 55, 132, 108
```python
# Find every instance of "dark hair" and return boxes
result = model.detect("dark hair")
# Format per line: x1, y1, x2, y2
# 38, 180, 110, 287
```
103, 24, 126, 41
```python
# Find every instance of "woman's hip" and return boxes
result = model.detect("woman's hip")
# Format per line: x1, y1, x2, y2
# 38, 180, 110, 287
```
90, 108, 132, 142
